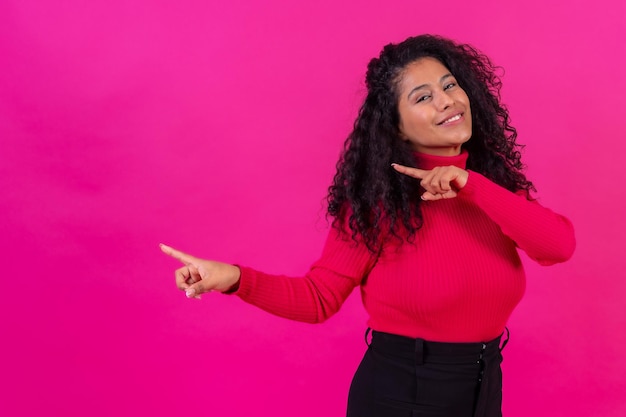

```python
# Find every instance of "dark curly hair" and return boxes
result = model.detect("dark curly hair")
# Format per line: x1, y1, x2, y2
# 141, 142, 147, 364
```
327, 34, 535, 252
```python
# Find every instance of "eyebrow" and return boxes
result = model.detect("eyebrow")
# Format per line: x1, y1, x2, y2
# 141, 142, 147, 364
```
407, 73, 454, 100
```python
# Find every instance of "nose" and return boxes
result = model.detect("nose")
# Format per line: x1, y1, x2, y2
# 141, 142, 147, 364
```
434, 90, 454, 111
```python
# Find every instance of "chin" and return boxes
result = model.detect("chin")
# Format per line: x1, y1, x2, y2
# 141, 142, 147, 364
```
459, 132, 472, 144
451, 135, 471, 146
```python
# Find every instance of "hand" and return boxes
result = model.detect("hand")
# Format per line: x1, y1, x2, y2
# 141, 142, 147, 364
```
391, 164, 469, 201
160, 244, 241, 299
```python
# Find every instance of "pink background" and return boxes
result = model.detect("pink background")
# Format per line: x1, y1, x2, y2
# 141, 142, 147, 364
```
1, 0, 624, 416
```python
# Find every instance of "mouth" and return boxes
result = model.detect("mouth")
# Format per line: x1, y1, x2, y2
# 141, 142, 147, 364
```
438, 113, 463, 125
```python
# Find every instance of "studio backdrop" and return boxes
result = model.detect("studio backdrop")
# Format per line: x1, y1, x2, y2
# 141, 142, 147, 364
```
1, 1, 624, 416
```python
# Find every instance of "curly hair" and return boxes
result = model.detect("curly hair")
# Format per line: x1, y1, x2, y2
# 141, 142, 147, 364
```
327, 34, 535, 252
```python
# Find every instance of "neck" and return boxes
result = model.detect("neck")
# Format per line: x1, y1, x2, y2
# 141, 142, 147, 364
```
414, 145, 462, 157
413, 149, 469, 170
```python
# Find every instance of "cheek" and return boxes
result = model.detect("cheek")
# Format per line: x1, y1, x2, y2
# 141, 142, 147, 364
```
398, 103, 434, 139
403, 111, 430, 135
459, 91, 471, 111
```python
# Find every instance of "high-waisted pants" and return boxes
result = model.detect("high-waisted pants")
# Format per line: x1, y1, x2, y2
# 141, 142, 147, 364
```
347, 330, 508, 417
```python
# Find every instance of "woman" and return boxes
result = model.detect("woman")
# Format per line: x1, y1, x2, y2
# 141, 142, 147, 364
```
160, 34, 575, 417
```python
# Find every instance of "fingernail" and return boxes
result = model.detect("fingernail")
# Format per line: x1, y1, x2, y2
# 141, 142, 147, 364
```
186, 288, 196, 298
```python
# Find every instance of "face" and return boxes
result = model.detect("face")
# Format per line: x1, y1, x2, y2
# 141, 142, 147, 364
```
396, 57, 472, 156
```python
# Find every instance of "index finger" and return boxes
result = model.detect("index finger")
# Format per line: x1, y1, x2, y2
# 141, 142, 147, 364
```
160, 243, 197, 265
391, 163, 429, 179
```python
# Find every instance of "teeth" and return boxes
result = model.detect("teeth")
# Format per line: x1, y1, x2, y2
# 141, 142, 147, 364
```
442, 114, 461, 124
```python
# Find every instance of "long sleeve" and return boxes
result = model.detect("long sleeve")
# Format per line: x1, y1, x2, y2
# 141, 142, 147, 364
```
460, 170, 576, 265
229, 151, 575, 340
233, 224, 377, 323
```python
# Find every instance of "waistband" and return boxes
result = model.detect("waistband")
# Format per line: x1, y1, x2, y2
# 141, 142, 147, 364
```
366, 329, 508, 364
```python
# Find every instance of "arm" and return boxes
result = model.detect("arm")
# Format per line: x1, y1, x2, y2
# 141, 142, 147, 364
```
459, 171, 575, 265
161, 224, 376, 323
233, 225, 376, 323
391, 163, 576, 266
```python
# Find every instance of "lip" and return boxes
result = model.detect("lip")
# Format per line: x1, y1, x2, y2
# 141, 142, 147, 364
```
437, 112, 464, 126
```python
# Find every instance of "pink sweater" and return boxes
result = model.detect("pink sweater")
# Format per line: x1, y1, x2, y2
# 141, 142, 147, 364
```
234, 151, 575, 342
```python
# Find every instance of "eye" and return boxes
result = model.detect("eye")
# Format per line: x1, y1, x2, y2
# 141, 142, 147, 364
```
416, 94, 431, 103
444, 82, 457, 90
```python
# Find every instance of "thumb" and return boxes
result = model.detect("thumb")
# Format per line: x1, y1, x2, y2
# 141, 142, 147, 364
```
185, 267, 213, 299
185, 283, 204, 299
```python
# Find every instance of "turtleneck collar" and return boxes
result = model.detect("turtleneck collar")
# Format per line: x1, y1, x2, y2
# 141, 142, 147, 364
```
413, 149, 469, 170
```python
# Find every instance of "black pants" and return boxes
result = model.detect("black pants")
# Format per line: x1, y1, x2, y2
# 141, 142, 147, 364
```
347, 330, 507, 417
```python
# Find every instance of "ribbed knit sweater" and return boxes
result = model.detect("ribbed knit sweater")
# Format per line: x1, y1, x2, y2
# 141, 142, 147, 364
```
234, 151, 576, 342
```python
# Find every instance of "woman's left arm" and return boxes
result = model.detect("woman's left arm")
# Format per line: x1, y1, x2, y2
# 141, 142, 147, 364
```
391, 163, 576, 265
459, 170, 576, 265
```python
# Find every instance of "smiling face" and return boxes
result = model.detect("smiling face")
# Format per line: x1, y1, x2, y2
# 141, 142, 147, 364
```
396, 57, 472, 156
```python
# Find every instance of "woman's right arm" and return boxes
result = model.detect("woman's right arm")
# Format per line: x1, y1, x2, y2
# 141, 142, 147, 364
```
161, 224, 376, 323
